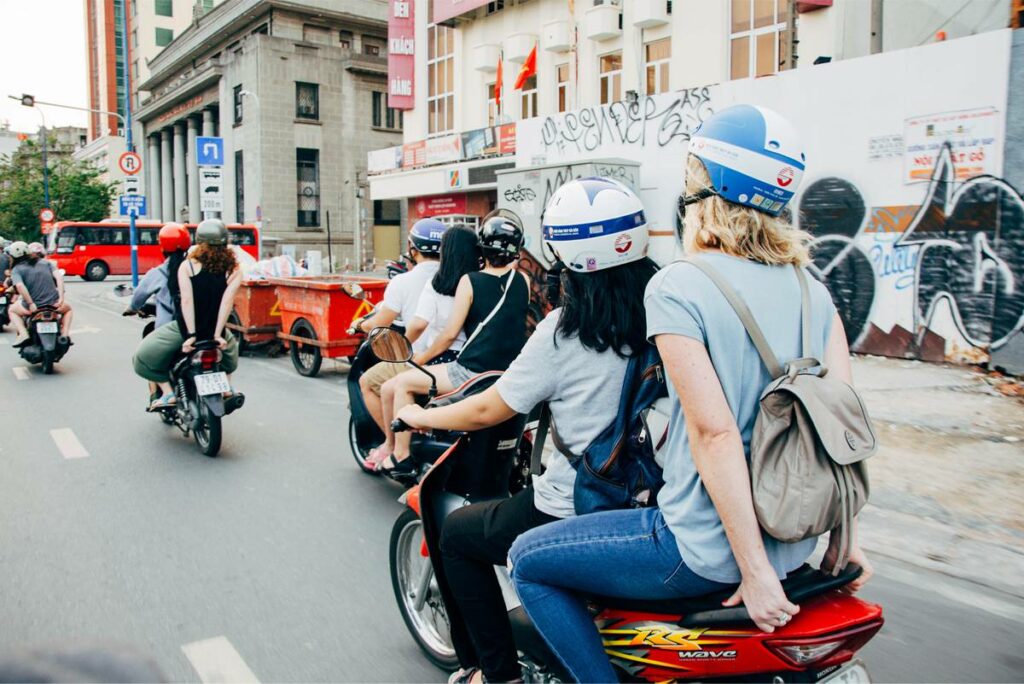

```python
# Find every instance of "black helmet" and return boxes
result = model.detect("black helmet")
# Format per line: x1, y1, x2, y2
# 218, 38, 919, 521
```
477, 209, 524, 265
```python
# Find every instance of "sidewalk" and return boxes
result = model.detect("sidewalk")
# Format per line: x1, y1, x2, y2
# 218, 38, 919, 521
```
851, 355, 1024, 599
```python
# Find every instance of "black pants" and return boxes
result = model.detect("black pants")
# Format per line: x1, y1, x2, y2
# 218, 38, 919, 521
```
440, 487, 558, 682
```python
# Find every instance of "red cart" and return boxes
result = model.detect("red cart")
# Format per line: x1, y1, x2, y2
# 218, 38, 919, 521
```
226, 281, 281, 349
267, 274, 388, 377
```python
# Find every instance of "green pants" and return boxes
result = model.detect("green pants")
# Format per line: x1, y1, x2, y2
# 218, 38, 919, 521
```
133, 321, 239, 383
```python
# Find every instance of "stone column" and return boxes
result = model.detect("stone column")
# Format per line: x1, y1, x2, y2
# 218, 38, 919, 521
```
173, 122, 187, 221
202, 109, 215, 137
148, 134, 162, 221
160, 129, 173, 222
187, 117, 201, 223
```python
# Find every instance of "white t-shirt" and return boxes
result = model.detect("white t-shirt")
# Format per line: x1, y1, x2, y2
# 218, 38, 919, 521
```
414, 284, 467, 353
382, 260, 440, 341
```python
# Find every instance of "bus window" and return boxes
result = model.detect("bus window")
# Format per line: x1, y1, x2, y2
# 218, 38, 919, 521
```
56, 230, 77, 254
139, 228, 158, 245
230, 229, 256, 246
110, 228, 129, 245
77, 227, 98, 244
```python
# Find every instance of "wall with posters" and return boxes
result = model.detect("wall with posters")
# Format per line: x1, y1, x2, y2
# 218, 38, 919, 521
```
514, 30, 1020, 366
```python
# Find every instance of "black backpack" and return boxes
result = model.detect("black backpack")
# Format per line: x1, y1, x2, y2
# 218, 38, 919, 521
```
531, 343, 668, 514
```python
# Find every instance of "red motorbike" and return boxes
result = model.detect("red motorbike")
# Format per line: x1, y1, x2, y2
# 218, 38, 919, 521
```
382, 329, 884, 682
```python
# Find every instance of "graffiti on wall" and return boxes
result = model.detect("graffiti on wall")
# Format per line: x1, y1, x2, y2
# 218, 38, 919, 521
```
538, 87, 714, 156
800, 143, 1024, 362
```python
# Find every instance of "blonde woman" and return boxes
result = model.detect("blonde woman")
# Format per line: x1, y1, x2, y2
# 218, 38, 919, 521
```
508, 105, 873, 682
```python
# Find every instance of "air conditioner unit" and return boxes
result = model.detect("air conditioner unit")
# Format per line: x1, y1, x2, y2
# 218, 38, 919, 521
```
543, 20, 571, 52
633, 0, 670, 28
585, 4, 621, 41
503, 33, 537, 63
298, 181, 317, 198
473, 44, 501, 72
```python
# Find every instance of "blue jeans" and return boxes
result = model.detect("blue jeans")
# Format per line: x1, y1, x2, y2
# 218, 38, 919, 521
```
509, 507, 730, 683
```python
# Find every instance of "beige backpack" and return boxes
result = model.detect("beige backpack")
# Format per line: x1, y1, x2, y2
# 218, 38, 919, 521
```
684, 259, 877, 574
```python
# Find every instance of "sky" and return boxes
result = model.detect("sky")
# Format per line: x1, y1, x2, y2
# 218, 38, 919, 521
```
0, 0, 89, 133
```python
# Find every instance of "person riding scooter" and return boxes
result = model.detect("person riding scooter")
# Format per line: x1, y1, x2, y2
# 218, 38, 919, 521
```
395, 179, 658, 683
381, 211, 529, 479
133, 219, 242, 411
353, 217, 445, 456
125, 223, 191, 404
9, 241, 73, 348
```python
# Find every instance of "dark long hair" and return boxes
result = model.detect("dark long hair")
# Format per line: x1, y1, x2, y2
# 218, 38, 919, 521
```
431, 224, 482, 296
166, 249, 186, 302
555, 257, 659, 358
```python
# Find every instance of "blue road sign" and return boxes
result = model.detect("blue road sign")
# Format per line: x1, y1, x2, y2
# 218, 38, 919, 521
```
196, 136, 224, 166
119, 194, 147, 217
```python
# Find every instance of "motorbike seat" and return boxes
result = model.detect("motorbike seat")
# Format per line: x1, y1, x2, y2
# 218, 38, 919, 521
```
428, 371, 504, 408
590, 563, 863, 626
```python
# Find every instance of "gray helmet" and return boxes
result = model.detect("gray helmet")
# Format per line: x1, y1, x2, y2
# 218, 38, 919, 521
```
195, 218, 228, 246
6, 241, 28, 259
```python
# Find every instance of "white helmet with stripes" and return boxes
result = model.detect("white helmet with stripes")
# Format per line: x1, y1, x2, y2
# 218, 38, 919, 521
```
542, 177, 648, 273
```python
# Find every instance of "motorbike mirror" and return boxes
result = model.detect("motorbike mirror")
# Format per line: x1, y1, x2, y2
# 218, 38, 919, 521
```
368, 327, 413, 363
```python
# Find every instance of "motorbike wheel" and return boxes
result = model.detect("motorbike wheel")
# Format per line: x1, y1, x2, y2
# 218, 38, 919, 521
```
289, 319, 322, 378
349, 416, 379, 475
390, 509, 459, 671
193, 400, 223, 457
42, 351, 54, 375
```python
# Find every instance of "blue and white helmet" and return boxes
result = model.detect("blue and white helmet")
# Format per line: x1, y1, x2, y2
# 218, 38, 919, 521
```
687, 104, 805, 216
408, 217, 446, 256
542, 177, 648, 273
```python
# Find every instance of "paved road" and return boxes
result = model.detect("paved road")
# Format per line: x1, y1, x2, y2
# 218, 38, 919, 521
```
1, 280, 1021, 682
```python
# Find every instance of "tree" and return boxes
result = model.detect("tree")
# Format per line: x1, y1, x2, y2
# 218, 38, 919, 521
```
0, 139, 116, 242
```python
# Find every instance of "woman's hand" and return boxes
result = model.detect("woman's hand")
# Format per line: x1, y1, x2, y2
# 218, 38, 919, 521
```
215, 335, 228, 349
821, 539, 874, 594
182, 337, 196, 353
395, 404, 430, 432
722, 566, 800, 633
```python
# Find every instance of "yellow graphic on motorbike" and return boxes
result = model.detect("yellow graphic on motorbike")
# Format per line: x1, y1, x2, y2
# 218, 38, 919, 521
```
602, 627, 743, 652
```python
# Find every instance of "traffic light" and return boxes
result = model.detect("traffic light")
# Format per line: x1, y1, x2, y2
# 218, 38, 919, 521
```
20, 94, 35, 107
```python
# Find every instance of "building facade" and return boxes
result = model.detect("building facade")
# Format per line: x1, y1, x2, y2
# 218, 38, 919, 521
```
370, 0, 1014, 235
134, 0, 401, 263
369, 0, 1023, 369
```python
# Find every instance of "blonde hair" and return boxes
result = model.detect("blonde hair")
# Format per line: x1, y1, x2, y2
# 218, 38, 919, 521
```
682, 155, 811, 266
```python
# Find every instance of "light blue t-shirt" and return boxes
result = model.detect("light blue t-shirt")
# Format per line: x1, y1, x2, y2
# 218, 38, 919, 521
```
645, 253, 837, 584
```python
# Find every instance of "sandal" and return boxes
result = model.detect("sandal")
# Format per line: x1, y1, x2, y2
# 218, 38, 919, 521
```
448, 668, 482, 684
148, 394, 177, 412
377, 455, 418, 477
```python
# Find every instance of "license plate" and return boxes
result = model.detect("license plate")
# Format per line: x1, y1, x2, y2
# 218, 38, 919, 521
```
194, 372, 230, 396
37, 321, 58, 334
821, 660, 871, 684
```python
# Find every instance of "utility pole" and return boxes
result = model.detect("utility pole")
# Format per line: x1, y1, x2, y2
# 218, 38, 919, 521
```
121, 0, 139, 287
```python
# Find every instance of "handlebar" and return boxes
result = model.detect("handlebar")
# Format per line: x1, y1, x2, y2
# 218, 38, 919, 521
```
391, 418, 411, 433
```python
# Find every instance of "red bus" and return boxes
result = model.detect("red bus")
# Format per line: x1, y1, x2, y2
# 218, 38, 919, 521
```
46, 221, 260, 281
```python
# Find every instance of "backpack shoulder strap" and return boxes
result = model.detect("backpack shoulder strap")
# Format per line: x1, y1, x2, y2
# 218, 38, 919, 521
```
680, 258, 785, 379
794, 265, 812, 358
529, 403, 576, 476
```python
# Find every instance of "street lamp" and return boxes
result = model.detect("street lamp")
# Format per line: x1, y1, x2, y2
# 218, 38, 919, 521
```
11, 94, 50, 208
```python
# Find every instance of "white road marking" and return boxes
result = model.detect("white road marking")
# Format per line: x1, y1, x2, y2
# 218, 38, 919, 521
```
70, 325, 101, 334
12, 367, 30, 380
49, 428, 89, 459
181, 636, 260, 684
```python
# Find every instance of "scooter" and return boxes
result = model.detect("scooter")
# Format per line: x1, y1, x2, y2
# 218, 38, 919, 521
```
18, 305, 71, 374
0, 281, 12, 329
350, 328, 507, 489
386, 333, 884, 682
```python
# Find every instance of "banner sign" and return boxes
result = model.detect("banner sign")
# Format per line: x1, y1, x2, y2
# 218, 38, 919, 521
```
903, 107, 1000, 182
388, 0, 415, 110
416, 193, 467, 216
